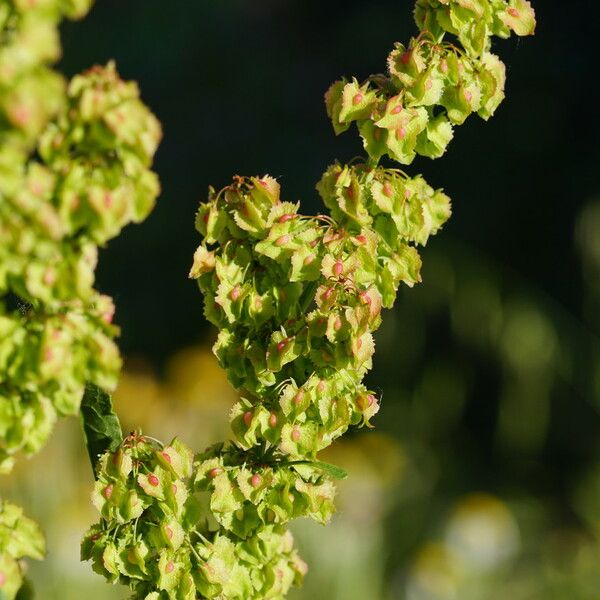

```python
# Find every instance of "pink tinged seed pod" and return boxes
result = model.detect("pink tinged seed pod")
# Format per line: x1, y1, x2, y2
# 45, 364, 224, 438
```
166, 562, 175, 574
11, 106, 30, 126
304, 253, 315, 266
148, 474, 160, 487
383, 183, 394, 197
276, 234, 291, 246
292, 427, 301, 442
44, 348, 54, 362
208, 468, 222, 479
440, 59, 449, 74
293, 390, 304, 405
334, 316, 343, 331
465, 90, 473, 103
396, 127, 407, 140
278, 214, 295, 223
317, 380, 326, 393
391, 104, 403, 115
243, 411, 253, 426
359, 290, 372, 305
333, 261, 344, 277
172, 484, 178, 494
322, 287, 334, 302
353, 93, 364, 105
269, 413, 278, 427
103, 484, 114, 499
277, 339, 288, 353
165, 527, 174, 539
230, 286, 241, 301
251, 474, 262, 487
507, 7, 519, 17
355, 234, 367, 244
0, 572, 5, 587
161, 451, 172, 464
425, 78, 433, 90
401, 50, 411, 65
43, 269, 56, 286
104, 192, 113, 208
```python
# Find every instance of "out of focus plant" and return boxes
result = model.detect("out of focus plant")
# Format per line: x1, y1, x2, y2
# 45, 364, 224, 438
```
0, 0, 161, 596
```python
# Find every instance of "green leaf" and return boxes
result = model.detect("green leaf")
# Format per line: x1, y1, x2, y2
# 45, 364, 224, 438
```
300, 460, 348, 480
80, 383, 123, 477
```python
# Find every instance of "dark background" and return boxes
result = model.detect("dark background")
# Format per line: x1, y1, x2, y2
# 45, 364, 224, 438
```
57, 0, 600, 582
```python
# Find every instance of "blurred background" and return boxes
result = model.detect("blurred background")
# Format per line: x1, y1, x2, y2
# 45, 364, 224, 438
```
2, 0, 600, 598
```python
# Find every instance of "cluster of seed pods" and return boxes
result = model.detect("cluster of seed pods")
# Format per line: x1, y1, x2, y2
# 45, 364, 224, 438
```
326, 0, 535, 165
83, 0, 535, 598
0, 52, 161, 473
1, 2, 161, 597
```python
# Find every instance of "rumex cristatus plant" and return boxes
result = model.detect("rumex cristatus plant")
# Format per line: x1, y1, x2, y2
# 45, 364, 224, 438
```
0, 0, 161, 596
0, 0, 535, 598
81, 1, 535, 600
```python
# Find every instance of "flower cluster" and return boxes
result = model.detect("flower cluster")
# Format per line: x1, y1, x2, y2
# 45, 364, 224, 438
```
0, 9, 161, 472
191, 166, 450, 461
0, 500, 45, 600
82, 434, 306, 600
325, 0, 535, 164
84, 0, 535, 597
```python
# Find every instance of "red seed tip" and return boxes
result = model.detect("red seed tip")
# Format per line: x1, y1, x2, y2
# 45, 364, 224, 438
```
333, 261, 344, 277
322, 287, 334, 301
166, 561, 175, 574
230, 286, 241, 301
507, 7, 519, 17
293, 390, 304, 405
251, 474, 262, 487
103, 192, 113, 208
276, 234, 291, 246
383, 183, 394, 198
465, 90, 473, 103
103, 484, 114, 499
292, 427, 301, 442
148, 474, 160, 487
161, 451, 172, 464
355, 234, 367, 244
277, 339, 288, 353
278, 213, 294, 223
360, 290, 372, 305
208, 468, 222, 478
243, 411, 253, 426
334, 316, 342, 331
172, 484, 178, 494
401, 50, 411, 65
165, 526, 174, 539
396, 127, 407, 140
269, 413, 278, 427
391, 104, 403, 115
352, 92, 363, 105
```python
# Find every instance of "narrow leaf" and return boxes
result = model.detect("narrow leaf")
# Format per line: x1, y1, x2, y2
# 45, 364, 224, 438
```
80, 383, 123, 477
303, 460, 348, 480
